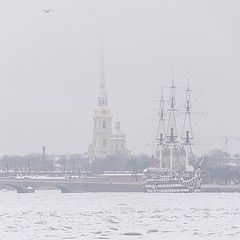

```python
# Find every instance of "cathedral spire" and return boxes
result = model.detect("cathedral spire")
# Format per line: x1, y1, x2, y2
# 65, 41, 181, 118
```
88, 49, 126, 159
98, 48, 108, 107
100, 48, 105, 90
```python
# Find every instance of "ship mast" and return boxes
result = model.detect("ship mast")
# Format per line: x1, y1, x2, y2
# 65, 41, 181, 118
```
156, 89, 166, 169
182, 80, 194, 171
166, 77, 178, 171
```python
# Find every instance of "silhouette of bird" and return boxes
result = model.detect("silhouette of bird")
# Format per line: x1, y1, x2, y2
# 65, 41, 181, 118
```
42, 9, 52, 13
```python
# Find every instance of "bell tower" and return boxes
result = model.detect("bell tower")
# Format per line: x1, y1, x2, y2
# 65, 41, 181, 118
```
88, 49, 113, 158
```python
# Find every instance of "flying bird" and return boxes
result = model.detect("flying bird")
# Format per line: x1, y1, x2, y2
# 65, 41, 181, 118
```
42, 9, 52, 13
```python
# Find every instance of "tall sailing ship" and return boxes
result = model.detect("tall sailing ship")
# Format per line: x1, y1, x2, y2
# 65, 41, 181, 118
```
143, 80, 204, 193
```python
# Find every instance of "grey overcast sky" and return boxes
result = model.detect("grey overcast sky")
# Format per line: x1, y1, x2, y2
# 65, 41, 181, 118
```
0, 0, 239, 155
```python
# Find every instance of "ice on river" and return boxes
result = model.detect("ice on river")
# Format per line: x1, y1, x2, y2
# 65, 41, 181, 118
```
0, 190, 240, 239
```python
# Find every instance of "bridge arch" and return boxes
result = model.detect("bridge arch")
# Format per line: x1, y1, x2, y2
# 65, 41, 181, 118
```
31, 184, 71, 193
53, 185, 71, 193
0, 181, 73, 193
0, 184, 28, 193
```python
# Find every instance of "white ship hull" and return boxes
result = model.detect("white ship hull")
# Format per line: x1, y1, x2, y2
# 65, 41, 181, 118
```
143, 167, 201, 193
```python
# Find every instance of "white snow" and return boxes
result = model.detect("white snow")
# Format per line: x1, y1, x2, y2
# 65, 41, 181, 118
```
0, 191, 239, 239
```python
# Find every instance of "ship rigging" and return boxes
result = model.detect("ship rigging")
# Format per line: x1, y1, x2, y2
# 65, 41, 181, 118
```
143, 79, 204, 193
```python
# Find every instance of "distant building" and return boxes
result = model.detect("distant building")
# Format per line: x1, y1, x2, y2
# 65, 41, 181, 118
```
88, 50, 127, 159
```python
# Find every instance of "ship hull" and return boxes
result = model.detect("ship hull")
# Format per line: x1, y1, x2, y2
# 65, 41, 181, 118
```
143, 167, 201, 193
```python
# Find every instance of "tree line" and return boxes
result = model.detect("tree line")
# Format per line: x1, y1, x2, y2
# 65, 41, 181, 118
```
1, 149, 240, 184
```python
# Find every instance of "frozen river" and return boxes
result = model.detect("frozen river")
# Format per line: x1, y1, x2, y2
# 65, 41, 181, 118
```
0, 190, 240, 240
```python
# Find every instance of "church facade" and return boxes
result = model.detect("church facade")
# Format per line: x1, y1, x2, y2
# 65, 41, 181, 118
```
88, 51, 126, 159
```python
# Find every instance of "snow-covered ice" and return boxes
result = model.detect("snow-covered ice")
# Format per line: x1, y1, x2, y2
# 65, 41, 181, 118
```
0, 190, 239, 239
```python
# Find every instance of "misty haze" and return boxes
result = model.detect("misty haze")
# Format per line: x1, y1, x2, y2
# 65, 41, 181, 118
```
0, 1, 240, 240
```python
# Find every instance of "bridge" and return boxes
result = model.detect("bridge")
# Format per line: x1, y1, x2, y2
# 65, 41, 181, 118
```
0, 179, 144, 193
1, 179, 239, 193
201, 184, 240, 193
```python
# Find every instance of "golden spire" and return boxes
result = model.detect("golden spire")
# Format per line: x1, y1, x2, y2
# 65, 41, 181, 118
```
97, 47, 108, 107
100, 48, 105, 90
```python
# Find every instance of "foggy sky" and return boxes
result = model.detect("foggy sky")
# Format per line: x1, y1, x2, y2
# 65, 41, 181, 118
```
0, 0, 240, 155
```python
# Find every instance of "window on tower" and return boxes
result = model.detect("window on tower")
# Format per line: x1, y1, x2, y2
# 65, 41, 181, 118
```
103, 121, 106, 128
103, 139, 107, 147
